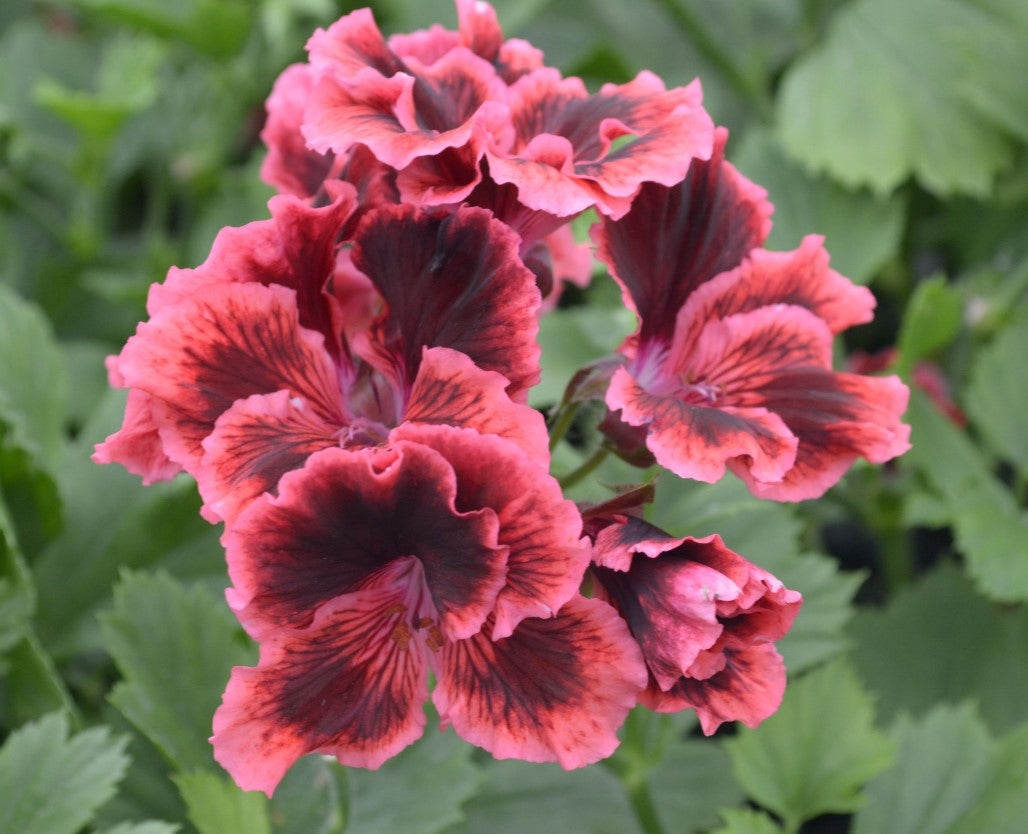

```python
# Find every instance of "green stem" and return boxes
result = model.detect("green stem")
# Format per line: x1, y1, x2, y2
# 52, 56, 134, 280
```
651, 0, 771, 118
625, 776, 666, 834
547, 400, 582, 452
557, 446, 610, 490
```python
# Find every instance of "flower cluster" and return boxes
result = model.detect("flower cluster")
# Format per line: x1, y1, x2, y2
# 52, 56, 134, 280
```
95, 1, 909, 796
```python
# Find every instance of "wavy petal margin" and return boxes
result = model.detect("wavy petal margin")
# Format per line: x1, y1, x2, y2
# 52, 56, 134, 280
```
433, 596, 646, 768
352, 204, 541, 401
212, 561, 430, 795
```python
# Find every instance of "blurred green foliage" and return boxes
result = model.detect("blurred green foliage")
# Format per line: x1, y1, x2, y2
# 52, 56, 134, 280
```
0, 1, 1026, 832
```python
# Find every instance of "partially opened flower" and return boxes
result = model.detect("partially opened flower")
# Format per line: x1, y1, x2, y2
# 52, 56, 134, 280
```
594, 128, 910, 500
588, 513, 801, 734
211, 425, 646, 793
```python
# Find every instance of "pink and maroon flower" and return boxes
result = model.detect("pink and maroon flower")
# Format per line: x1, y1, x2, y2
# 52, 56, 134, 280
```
593, 128, 910, 500
211, 426, 646, 793
95, 198, 546, 522
588, 513, 801, 734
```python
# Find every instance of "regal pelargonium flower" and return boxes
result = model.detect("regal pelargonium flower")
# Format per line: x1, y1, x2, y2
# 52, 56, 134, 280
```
211, 424, 646, 794
94, 197, 546, 524
593, 127, 911, 500
588, 512, 801, 734
302, 3, 714, 218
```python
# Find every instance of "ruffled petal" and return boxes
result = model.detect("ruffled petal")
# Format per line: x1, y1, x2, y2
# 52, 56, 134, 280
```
606, 366, 797, 485
352, 204, 541, 402
391, 423, 589, 640
197, 390, 338, 523
729, 369, 911, 500
489, 70, 713, 218
592, 127, 771, 349
433, 596, 646, 767
674, 237, 876, 364
224, 442, 508, 643
260, 63, 341, 199
305, 49, 508, 171
593, 527, 743, 691
402, 347, 549, 467
643, 644, 787, 735
212, 561, 429, 795
92, 387, 181, 484
306, 8, 405, 77
119, 282, 345, 471
148, 192, 355, 361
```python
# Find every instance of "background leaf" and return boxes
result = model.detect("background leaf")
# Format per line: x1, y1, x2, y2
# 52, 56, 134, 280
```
174, 771, 270, 834
725, 658, 893, 827
776, 0, 1017, 197
100, 571, 255, 772
0, 712, 129, 834
347, 728, 481, 834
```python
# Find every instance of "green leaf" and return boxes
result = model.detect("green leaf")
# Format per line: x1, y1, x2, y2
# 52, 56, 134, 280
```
98, 823, 180, 834
965, 315, 1028, 474
347, 729, 482, 834
848, 562, 1028, 734
34, 389, 224, 659
65, 0, 253, 58
531, 304, 634, 409
442, 758, 640, 834
948, 722, 1028, 833
895, 276, 964, 375
174, 771, 270, 834
711, 808, 783, 834
100, 571, 256, 772
1, 631, 77, 726
951, 0, 1028, 143
0, 491, 33, 654
651, 473, 802, 566
733, 129, 905, 284
853, 703, 992, 834
776, 0, 1017, 196
905, 390, 1028, 601
34, 35, 163, 140
854, 704, 1028, 834
648, 739, 745, 834
756, 551, 865, 675
0, 712, 130, 834
0, 284, 67, 473
269, 754, 344, 834
725, 659, 893, 826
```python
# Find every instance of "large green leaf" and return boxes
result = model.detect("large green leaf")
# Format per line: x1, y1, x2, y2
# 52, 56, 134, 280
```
174, 771, 270, 834
712, 809, 783, 834
854, 704, 1028, 834
905, 390, 1028, 602
100, 571, 255, 773
948, 722, 1028, 833
725, 659, 893, 827
651, 473, 802, 566
848, 562, 1028, 734
98, 823, 180, 834
733, 129, 905, 284
34, 390, 224, 659
965, 315, 1028, 475
0, 285, 67, 473
347, 729, 481, 834
270, 755, 344, 834
442, 758, 640, 834
776, 0, 1018, 197
0, 491, 33, 654
0, 712, 129, 834
754, 550, 865, 675
895, 276, 964, 376
647, 739, 745, 834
